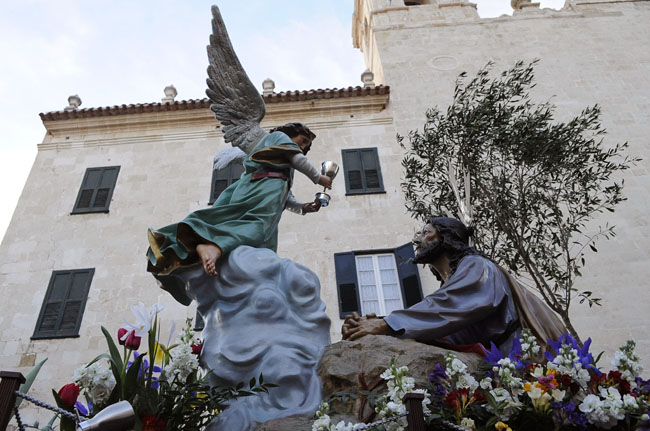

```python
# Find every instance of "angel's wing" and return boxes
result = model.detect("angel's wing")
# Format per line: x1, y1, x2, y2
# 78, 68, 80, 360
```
206, 5, 268, 155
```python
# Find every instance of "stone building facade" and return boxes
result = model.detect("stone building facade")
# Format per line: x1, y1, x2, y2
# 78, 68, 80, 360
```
352, 0, 650, 358
1, 0, 649, 424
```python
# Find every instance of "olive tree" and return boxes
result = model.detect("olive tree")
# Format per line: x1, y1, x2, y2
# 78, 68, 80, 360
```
400, 60, 639, 340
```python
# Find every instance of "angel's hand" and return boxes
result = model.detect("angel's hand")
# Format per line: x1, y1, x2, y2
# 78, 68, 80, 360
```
318, 176, 332, 189
302, 199, 322, 214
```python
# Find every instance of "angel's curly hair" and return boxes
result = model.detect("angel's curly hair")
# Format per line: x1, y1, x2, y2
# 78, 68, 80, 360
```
269, 122, 316, 141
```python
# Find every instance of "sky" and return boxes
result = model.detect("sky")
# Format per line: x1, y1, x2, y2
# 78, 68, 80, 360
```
0, 0, 565, 243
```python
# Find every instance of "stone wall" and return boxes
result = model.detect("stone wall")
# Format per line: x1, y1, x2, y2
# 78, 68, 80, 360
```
0, 91, 443, 424
354, 0, 650, 365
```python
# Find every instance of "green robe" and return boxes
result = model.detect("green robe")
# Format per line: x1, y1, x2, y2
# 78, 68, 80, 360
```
147, 132, 302, 275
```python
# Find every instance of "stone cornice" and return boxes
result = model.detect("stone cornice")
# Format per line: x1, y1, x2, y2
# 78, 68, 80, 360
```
39, 86, 389, 121
37, 116, 394, 151
39, 86, 390, 141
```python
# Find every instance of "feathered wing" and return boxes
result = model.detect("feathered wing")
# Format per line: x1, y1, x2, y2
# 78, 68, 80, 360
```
206, 5, 268, 158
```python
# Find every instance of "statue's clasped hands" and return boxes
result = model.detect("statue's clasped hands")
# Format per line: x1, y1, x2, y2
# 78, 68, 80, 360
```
341, 312, 391, 341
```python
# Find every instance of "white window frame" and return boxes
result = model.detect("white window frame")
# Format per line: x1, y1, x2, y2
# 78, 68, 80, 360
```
355, 253, 403, 316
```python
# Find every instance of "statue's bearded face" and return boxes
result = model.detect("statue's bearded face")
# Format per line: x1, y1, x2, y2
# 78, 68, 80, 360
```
412, 223, 445, 263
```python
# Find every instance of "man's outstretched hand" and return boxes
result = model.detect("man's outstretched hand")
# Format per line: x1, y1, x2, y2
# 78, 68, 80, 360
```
341, 312, 390, 341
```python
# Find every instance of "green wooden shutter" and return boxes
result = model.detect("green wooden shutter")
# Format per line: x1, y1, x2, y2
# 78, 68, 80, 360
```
72, 167, 120, 214
394, 243, 423, 308
360, 148, 383, 191
33, 269, 94, 339
342, 148, 384, 194
334, 252, 361, 319
209, 162, 245, 204
342, 150, 364, 192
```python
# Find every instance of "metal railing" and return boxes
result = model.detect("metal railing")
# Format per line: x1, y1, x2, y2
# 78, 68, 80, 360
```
1, 371, 468, 431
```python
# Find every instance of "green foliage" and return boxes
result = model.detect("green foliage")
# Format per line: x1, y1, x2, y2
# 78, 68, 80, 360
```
16, 358, 47, 408
63, 317, 275, 431
400, 60, 639, 339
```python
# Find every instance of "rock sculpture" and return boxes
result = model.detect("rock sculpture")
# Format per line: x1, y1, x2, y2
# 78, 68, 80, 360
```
155, 246, 330, 430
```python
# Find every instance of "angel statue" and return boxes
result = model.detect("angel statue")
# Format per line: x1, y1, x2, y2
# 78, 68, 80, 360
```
144, 6, 332, 430
146, 8, 331, 282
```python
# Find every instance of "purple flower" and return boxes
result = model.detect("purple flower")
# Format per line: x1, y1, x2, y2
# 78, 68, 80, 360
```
568, 411, 588, 427
429, 364, 448, 384
545, 334, 601, 376
484, 342, 503, 365
74, 401, 92, 416
563, 401, 576, 413
127, 352, 162, 388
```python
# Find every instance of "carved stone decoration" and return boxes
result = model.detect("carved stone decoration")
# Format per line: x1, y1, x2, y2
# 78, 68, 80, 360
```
154, 246, 331, 431
161, 85, 177, 104
361, 69, 375, 88
511, 0, 541, 10
262, 78, 275, 95
64, 94, 82, 111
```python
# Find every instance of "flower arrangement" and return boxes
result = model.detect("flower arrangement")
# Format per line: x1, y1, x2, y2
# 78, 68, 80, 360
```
52, 302, 273, 431
314, 330, 650, 431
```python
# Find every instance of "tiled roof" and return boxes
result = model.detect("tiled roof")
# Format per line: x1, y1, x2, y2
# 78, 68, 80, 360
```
39, 85, 390, 121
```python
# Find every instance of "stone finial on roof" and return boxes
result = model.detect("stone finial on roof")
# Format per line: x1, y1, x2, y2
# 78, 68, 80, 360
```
262, 78, 275, 96
361, 69, 375, 88
64, 95, 82, 111
511, 0, 540, 10
162, 85, 178, 104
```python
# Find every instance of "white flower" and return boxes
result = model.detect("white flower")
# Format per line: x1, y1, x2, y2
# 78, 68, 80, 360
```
488, 388, 522, 421
164, 343, 199, 383
579, 394, 602, 413
89, 384, 111, 405
122, 302, 165, 339
622, 394, 638, 409
460, 417, 476, 430
312, 415, 331, 431
73, 361, 116, 406
386, 401, 406, 415
551, 389, 566, 402
457, 374, 478, 391
480, 377, 493, 390
449, 358, 468, 375
612, 340, 643, 382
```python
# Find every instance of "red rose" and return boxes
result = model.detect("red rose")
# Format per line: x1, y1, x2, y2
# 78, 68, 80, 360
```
141, 414, 166, 431
125, 330, 141, 350
58, 383, 80, 407
117, 328, 128, 345
191, 340, 203, 355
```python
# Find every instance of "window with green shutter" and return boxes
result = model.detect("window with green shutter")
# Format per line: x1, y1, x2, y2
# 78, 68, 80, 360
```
333, 243, 423, 319
32, 269, 94, 339
209, 161, 245, 205
72, 166, 120, 214
341, 148, 385, 195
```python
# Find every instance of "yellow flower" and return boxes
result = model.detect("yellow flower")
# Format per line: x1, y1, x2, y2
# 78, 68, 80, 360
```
495, 421, 512, 431
153, 343, 166, 366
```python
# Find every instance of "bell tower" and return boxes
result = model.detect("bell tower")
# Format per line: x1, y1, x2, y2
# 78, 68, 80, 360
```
352, 0, 478, 86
